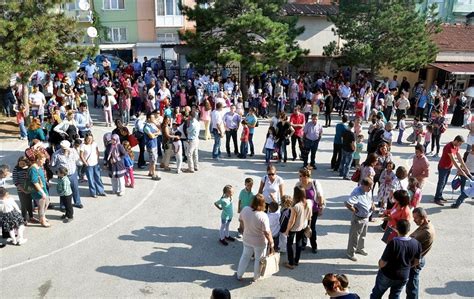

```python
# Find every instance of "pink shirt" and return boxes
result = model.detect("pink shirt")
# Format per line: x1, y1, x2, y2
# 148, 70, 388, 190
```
239, 207, 270, 247
411, 154, 430, 179
199, 107, 211, 121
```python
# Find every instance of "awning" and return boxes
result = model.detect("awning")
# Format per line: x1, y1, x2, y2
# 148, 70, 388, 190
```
99, 43, 135, 50
430, 63, 474, 75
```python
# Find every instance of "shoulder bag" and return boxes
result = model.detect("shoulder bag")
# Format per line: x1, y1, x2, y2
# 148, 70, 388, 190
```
259, 249, 280, 279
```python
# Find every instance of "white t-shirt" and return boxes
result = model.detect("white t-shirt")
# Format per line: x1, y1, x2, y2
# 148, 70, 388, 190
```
211, 109, 224, 130
265, 136, 275, 150
81, 142, 99, 166
173, 140, 182, 155
268, 210, 281, 237
261, 175, 283, 204
29, 91, 46, 111
239, 206, 270, 248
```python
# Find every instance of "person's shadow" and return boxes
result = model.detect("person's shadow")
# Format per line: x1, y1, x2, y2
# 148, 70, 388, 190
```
425, 280, 474, 297
96, 226, 253, 290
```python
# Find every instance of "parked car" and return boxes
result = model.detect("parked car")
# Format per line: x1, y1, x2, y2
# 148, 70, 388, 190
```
80, 54, 127, 75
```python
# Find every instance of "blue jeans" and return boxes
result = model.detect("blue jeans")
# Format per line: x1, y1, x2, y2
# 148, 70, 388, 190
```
434, 167, 451, 200
339, 150, 353, 178
249, 133, 255, 155
370, 270, 408, 299
265, 148, 273, 163
239, 141, 248, 158
406, 257, 425, 299
68, 172, 82, 206
19, 121, 27, 138
212, 129, 222, 158
454, 175, 470, 206
397, 129, 404, 144
302, 138, 320, 167
156, 135, 163, 157
84, 164, 105, 196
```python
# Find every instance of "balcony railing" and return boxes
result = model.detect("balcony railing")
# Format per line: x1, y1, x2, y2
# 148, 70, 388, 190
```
155, 15, 184, 27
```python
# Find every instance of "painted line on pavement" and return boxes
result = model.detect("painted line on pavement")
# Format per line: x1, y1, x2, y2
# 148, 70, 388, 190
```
0, 182, 158, 272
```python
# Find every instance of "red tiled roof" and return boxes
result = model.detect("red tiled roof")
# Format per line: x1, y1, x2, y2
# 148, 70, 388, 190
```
282, 3, 338, 16
432, 24, 474, 52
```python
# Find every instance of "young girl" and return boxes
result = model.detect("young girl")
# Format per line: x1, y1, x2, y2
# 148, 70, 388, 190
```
236, 98, 244, 117
214, 185, 234, 246
264, 127, 276, 164
303, 99, 312, 122
377, 161, 396, 215
424, 124, 433, 154
353, 134, 364, 168
16, 104, 27, 140
102, 90, 113, 127
57, 167, 73, 222
200, 99, 212, 140
408, 177, 422, 209
387, 166, 409, 211
121, 89, 131, 126
260, 95, 268, 118
354, 117, 362, 136
122, 141, 135, 188
0, 187, 27, 245
278, 195, 293, 253
173, 132, 183, 174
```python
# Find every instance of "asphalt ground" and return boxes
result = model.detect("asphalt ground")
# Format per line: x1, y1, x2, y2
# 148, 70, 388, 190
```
0, 106, 473, 298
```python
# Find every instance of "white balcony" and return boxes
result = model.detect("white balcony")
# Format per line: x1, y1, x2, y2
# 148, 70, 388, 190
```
155, 15, 184, 27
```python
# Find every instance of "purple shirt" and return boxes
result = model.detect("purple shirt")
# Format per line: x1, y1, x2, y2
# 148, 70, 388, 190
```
224, 112, 241, 130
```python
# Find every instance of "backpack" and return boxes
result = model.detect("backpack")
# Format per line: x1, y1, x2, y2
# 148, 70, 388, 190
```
279, 208, 292, 233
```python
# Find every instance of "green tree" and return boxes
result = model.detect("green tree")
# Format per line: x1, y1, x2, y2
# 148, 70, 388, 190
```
0, 0, 95, 87
325, 0, 441, 74
180, 0, 307, 97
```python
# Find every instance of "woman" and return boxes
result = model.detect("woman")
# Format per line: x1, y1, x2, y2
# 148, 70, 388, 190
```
430, 109, 446, 157
258, 164, 284, 206
12, 156, 36, 224
284, 186, 312, 269
296, 168, 325, 253
359, 153, 378, 186
111, 119, 130, 143
374, 143, 392, 184
275, 114, 294, 163
160, 115, 178, 171
451, 92, 467, 127
199, 99, 212, 140
322, 273, 360, 299
80, 133, 106, 198
245, 107, 258, 156
104, 134, 127, 196
27, 118, 46, 145
363, 86, 374, 122
53, 111, 79, 143
28, 152, 50, 227
383, 190, 412, 243
236, 194, 274, 281
324, 89, 333, 127
409, 144, 430, 189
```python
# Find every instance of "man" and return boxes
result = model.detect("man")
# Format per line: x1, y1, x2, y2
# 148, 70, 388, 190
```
224, 78, 234, 95
274, 81, 284, 113
289, 106, 305, 161
211, 103, 225, 160
134, 114, 147, 169
51, 140, 83, 209
339, 121, 355, 180
28, 84, 46, 122
85, 60, 98, 91
224, 105, 241, 157
143, 113, 161, 181
302, 114, 323, 169
331, 115, 348, 171
244, 107, 258, 156
399, 76, 411, 94
388, 75, 398, 90
131, 58, 142, 79
75, 102, 93, 138
434, 135, 471, 206
338, 81, 351, 116
370, 219, 422, 299
206, 77, 219, 97
184, 111, 200, 173
345, 178, 375, 261
288, 79, 299, 111
406, 207, 435, 299
384, 88, 395, 122
395, 91, 410, 128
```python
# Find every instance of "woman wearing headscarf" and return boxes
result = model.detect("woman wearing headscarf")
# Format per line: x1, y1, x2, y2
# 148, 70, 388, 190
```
104, 134, 127, 196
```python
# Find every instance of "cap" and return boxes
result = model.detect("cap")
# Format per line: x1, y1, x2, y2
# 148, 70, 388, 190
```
60, 140, 71, 149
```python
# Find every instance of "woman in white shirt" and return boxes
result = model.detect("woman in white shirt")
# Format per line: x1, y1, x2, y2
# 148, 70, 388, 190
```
80, 133, 106, 198
258, 164, 284, 206
54, 111, 79, 142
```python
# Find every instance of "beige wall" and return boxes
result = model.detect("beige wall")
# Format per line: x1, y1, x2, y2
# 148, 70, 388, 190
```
378, 67, 420, 92
183, 0, 196, 30
137, 0, 156, 42
295, 16, 338, 57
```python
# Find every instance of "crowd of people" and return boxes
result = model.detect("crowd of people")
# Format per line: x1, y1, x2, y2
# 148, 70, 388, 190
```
0, 58, 473, 298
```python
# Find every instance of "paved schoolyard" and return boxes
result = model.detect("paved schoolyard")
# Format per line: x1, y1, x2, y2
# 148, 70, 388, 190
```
0, 110, 473, 298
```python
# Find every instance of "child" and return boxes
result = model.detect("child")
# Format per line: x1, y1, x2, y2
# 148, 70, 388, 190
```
397, 114, 406, 145
268, 201, 281, 251
264, 127, 276, 164
102, 91, 113, 127
303, 99, 312, 122
0, 164, 11, 187
237, 178, 254, 237
57, 167, 73, 222
377, 161, 396, 215
236, 99, 244, 116
16, 105, 27, 140
382, 122, 393, 147
173, 132, 183, 174
388, 166, 409, 210
0, 187, 27, 245
214, 185, 235, 246
408, 177, 422, 209
260, 94, 268, 118
121, 89, 131, 125
464, 107, 472, 127
354, 117, 362, 136
122, 141, 135, 188
424, 124, 433, 154
353, 134, 364, 168
238, 120, 249, 159
278, 195, 293, 253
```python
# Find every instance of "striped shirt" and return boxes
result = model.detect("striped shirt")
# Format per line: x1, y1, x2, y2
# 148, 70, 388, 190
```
12, 166, 28, 191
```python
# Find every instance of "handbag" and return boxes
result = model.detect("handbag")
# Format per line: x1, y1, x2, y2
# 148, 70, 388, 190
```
128, 134, 139, 148
351, 168, 361, 182
259, 250, 280, 279
304, 226, 312, 238
381, 226, 397, 244
451, 176, 461, 191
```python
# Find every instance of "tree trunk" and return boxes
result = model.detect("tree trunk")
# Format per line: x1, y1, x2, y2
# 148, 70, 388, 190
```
240, 67, 248, 102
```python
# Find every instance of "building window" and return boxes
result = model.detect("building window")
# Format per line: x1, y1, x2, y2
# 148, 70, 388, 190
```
157, 32, 179, 43
107, 27, 127, 42
156, 0, 181, 16
103, 0, 124, 10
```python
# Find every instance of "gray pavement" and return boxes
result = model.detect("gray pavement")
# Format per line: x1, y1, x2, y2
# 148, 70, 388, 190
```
0, 107, 473, 298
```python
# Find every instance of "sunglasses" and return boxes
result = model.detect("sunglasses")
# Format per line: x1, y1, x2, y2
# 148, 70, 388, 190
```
267, 173, 276, 176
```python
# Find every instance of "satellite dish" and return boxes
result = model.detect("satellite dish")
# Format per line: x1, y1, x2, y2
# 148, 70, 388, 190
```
87, 26, 98, 38
78, 1, 90, 11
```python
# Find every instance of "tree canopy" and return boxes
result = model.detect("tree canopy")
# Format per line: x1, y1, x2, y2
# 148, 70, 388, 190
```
325, 0, 441, 74
0, 0, 95, 86
180, 0, 307, 78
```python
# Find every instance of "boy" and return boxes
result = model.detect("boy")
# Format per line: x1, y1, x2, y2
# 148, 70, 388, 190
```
57, 166, 73, 222
237, 178, 254, 237
268, 202, 281, 251
238, 120, 249, 159
173, 132, 183, 174
397, 114, 407, 145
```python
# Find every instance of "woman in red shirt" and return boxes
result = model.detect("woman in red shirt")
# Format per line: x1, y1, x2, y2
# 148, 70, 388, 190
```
384, 190, 412, 242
